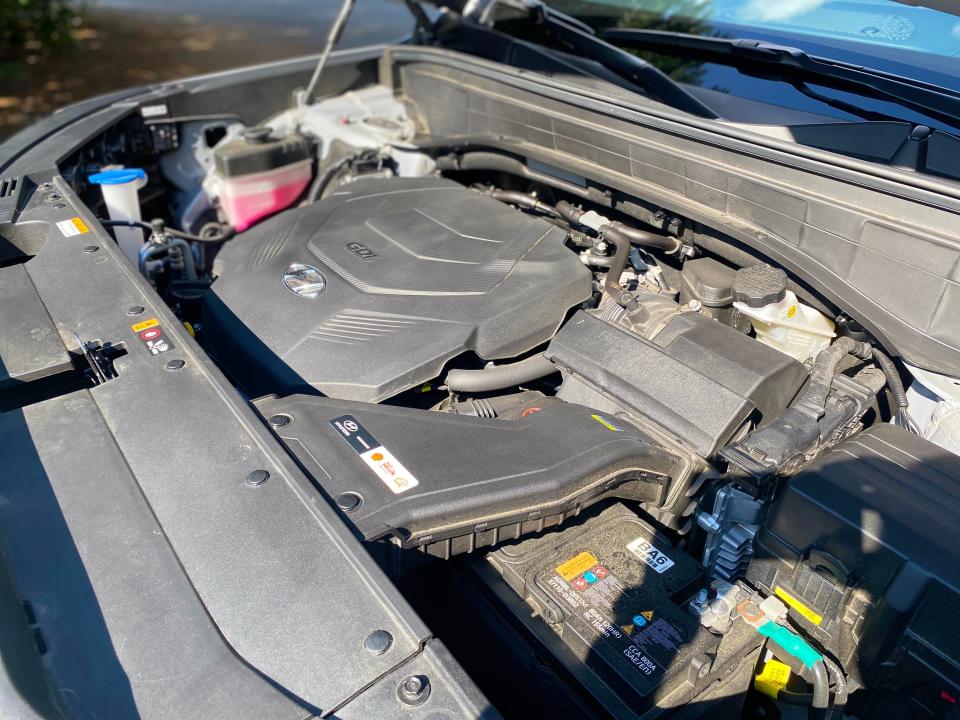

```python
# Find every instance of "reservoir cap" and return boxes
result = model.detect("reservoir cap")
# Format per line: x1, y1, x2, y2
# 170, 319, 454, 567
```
88, 168, 147, 185
733, 264, 788, 308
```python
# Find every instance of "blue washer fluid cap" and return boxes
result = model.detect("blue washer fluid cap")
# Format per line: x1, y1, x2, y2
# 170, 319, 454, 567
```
88, 168, 146, 185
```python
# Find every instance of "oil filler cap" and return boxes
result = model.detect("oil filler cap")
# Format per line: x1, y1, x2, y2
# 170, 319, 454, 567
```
732, 264, 788, 308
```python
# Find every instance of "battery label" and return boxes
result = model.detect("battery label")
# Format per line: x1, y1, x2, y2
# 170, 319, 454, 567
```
544, 550, 693, 684
329, 415, 419, 494
626, 536, 675, 574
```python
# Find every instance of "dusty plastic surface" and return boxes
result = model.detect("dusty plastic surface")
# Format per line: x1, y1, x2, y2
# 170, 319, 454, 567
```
0, 171, 491, 718
392, 47, 960, 376
747, 424, 960, 699
254, 393, 684, 558
546, 310, 807, 457
205, 176, 592, 402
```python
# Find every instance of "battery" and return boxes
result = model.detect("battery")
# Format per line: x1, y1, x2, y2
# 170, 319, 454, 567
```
485, 504, 762, 718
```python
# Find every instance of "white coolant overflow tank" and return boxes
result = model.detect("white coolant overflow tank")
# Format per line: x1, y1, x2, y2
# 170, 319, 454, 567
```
88, 167, 148, 266
731, 264, 835, 362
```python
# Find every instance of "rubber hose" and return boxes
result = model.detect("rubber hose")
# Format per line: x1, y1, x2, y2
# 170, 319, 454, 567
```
444, 354, 557, 393
871, 347, 909, 409
138, 238, 197, 280
822, 657, 847, 720
811, 660, 831, 719
801, 336, 873, 417
601, 225, 636, 303
102, 218, 235, 243
488, 189, 561, 217
435, 153, 595, 202
613, 223, 682, 253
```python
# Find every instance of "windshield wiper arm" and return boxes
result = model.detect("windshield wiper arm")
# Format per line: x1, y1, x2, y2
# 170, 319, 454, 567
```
531, 7, 719, 119
602, 28, 960, 130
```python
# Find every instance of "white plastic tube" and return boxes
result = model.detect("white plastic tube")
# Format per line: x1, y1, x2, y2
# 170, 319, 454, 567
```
88, 167, 147, 265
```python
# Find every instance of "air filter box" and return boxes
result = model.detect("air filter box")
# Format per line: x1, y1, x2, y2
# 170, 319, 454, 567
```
254, 395, 690, 558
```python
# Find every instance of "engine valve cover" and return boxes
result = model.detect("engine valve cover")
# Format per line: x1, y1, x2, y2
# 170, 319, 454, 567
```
203, 177, 592, 401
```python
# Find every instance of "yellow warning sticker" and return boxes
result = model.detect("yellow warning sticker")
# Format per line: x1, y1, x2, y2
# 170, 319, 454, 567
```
590, 414, 622, 432
555, 551, 598, 581
131, 318, 159, 333
639, 610, 654, 622
775, 586, 824, 626
621, 624, 634, 635
56, 217, 89, 237
755, 658, 791, 699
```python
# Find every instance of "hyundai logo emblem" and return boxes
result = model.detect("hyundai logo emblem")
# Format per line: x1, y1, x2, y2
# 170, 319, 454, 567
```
283, 263, 326, 298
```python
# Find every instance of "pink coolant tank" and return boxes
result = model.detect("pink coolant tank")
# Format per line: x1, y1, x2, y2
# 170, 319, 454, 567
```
212, 127, 312, 231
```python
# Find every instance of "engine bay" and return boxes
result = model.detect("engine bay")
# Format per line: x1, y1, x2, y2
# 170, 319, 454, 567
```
4, 41, 960, 720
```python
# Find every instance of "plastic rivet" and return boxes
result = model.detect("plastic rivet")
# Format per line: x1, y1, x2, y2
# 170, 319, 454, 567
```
82, 245, 99, 253
269, 414, 292, 428
364, 629, 392, 656
164, 359, 185, 371
246, 469, 269, 487
126, 306, 145, 316
336, 492, 362, 512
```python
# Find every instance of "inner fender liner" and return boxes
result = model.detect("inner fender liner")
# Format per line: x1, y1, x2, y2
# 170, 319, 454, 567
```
254, 394, 690, 559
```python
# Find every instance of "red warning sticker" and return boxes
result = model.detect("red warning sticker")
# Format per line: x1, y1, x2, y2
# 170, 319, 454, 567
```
133, 321, 174, 355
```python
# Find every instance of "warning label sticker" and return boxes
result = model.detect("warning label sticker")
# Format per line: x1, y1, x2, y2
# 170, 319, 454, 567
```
137, 325, 174, 355
56, 217, 89, 237
543, 550, 695, 684
330, 415, 419, 494
556, 551, 598, 581
626, 536, 675, 574
131, 318, 159, 333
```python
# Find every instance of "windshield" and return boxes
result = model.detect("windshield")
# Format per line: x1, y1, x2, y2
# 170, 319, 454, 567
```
546, 1, 960, 61
532, 1, 960, 134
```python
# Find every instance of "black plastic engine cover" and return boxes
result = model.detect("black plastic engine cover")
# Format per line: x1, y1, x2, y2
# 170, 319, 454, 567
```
203, 177, 592, 401
253, 395, 688, 558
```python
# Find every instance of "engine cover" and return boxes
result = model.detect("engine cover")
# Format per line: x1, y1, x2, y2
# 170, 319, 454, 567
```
203, 177, 592, 401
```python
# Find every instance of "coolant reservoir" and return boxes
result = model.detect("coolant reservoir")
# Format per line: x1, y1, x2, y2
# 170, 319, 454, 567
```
731, 264, 835, 362
209, 127, 312, 231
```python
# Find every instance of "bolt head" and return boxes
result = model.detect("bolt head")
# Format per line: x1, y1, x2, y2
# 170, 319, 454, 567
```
126, 306, 145, 316
164, 359, 185, 371
397, 675, 430, 706
268, 414, 292, 429
82, 245, 99, 253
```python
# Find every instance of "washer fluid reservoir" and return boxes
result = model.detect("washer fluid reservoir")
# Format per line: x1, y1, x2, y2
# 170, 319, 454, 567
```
731, 264, 835, 362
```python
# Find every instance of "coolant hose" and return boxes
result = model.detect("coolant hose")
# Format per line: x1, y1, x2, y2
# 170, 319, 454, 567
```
555, 200, 680, 304
443, 354, 557, 393
811, 660, 831, 718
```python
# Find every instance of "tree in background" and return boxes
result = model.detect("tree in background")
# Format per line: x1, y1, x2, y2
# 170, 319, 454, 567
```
1, 0, 80, 61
